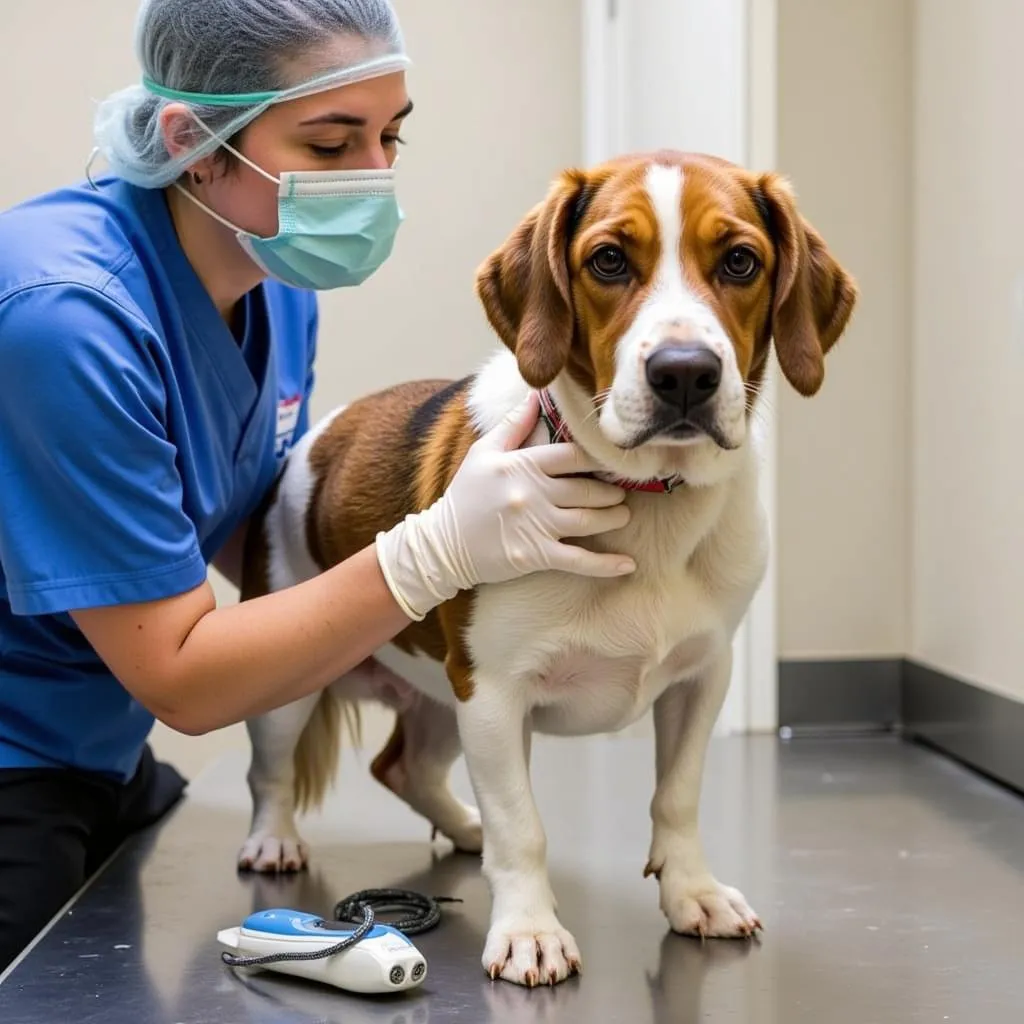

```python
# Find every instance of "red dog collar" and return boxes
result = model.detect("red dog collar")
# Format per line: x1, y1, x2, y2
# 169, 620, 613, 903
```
537, 389, 681, 494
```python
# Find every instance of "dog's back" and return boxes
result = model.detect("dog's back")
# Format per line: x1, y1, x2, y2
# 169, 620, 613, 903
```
304, 380, 469, 564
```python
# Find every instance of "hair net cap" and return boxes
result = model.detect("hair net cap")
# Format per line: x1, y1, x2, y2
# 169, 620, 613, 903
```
93, 0, 409, 189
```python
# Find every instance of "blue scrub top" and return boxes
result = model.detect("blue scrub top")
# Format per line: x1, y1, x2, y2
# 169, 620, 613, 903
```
0, 175, 318, 783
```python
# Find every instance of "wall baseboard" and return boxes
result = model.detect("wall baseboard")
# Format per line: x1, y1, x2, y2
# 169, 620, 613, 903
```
779, 657, 1024, 796
779, 659, 903, 731
902, 662, 1024, 797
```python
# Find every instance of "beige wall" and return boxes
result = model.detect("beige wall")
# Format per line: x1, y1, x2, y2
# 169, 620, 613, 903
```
776, 0, 913, 659
1, 0, 582, 777
910, 0, 1024, 701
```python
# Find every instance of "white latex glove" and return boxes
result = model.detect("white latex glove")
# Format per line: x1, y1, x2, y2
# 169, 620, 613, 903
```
375, 392, 636, 621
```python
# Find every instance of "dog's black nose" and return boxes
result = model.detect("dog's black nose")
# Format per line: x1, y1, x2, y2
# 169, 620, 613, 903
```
645, 344, 722, 410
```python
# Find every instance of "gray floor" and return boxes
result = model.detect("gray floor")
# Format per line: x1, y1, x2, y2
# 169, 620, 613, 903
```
2, 732, 1023, 1023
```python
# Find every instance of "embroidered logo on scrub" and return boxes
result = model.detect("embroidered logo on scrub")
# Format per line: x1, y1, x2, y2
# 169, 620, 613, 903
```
275, 395, 301, 458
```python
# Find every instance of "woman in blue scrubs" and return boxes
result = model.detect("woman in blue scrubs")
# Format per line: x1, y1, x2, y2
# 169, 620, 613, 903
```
0, 0, 637, 970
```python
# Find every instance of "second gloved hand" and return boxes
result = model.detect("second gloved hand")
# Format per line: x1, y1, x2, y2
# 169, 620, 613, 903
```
375, 392, 636, 621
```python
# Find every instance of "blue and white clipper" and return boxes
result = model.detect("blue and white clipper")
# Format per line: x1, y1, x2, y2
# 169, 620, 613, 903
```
217, 909, 428, 995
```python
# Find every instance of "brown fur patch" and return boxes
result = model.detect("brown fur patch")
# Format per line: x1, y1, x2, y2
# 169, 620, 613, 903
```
301, 381, 479, 698
475, 171, 592, 390
754, 174, 858, 395
568, 162, 664, 401
679, 161, 778, 387
437, 591, 478, 702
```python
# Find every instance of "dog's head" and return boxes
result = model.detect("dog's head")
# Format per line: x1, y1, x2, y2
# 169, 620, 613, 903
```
476, 152, 857, 485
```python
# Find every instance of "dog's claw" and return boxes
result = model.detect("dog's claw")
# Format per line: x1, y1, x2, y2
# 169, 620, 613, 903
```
483, 925, 580, 987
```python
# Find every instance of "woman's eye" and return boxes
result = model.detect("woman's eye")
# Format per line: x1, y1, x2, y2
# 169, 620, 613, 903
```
382, 133, 406, 147
720, 246, 761, 283
310, 143, 347, 158
588, 244, 629, 281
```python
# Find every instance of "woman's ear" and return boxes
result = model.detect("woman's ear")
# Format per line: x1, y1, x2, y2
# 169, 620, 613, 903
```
158, 103, 217, 181
475, 170, 587, 389
159, 103, 198, 161
759, 173, 858, 397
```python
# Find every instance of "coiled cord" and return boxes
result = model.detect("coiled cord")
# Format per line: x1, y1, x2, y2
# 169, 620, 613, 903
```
220, 888, 460, 969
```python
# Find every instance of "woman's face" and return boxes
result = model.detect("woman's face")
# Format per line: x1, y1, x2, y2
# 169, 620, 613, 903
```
190, 70, 411, 240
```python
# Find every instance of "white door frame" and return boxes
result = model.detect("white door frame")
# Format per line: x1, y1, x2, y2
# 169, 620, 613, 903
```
581, 0, 779, 734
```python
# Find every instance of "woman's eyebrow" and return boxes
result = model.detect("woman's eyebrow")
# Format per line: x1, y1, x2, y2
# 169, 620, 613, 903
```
299, 99, 414, 128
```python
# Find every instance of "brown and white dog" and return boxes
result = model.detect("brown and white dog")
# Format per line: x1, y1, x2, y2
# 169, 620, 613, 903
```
237, 150, 857, 987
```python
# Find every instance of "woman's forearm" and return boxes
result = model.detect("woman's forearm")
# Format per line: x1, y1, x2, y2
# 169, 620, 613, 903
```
72, 544, 412, 735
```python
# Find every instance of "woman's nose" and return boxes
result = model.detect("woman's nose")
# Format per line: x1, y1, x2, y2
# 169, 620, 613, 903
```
363, 147, 392, 171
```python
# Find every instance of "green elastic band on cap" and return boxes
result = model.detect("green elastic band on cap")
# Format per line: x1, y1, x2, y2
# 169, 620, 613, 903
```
142, 76, 280, 107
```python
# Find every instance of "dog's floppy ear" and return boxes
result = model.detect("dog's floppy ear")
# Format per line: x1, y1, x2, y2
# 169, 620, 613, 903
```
758, 174, 858, 397
475, 171, 587, 389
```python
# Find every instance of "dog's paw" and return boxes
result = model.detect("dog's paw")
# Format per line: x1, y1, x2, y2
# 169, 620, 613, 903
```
435, 804, 483, 855
482, 918, 582, 987
237, 830, 309, 874
658, 873, 761, 939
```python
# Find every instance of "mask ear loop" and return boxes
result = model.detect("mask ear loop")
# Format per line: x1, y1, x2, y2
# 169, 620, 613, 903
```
170, 110, 283, 237
171, 180, 252, 235
187, 111, 281, 186
85, 148, 101, 190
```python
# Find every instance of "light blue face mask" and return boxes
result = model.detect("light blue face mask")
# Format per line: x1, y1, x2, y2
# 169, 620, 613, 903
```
175, 118, 404, 291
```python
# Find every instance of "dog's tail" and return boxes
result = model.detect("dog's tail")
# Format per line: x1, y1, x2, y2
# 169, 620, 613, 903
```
293, 689, 363, 814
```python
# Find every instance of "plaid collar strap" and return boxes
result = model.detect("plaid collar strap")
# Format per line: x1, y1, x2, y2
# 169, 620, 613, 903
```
536, 388, 682, 494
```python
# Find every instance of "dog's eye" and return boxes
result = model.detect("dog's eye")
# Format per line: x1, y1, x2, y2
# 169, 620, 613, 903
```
720, 246, 761, 283
588, 245, 629, 281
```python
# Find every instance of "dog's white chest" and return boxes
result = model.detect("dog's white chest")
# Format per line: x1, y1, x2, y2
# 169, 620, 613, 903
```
372, 563, 723, 735
525, 631, 719, 736
466, 474, 767, 736
469, 558, 730, 737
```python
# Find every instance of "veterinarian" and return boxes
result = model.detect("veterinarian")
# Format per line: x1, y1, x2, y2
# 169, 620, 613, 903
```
0, 0, 637, 972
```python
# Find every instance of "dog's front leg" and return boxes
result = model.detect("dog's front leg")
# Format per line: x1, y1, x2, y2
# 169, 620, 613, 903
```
456, 682, 580, 987
646, 651, 761, 938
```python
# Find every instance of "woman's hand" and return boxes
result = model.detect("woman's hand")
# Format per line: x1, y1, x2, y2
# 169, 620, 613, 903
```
375, 392, 637, 621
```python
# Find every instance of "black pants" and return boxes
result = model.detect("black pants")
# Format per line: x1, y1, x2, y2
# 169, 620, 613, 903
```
0, 745, 186, 974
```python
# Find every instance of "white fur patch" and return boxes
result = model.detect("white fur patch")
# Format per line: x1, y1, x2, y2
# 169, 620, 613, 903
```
373, 642, 458, 708
466, 349, 531, 434
466, 349, 549, 449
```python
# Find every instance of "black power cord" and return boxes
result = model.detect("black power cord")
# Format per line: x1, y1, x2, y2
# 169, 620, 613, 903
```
221, 888, 461, 970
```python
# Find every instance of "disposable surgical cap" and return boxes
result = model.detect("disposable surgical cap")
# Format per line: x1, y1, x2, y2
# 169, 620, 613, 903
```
93, 0, 409, 188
